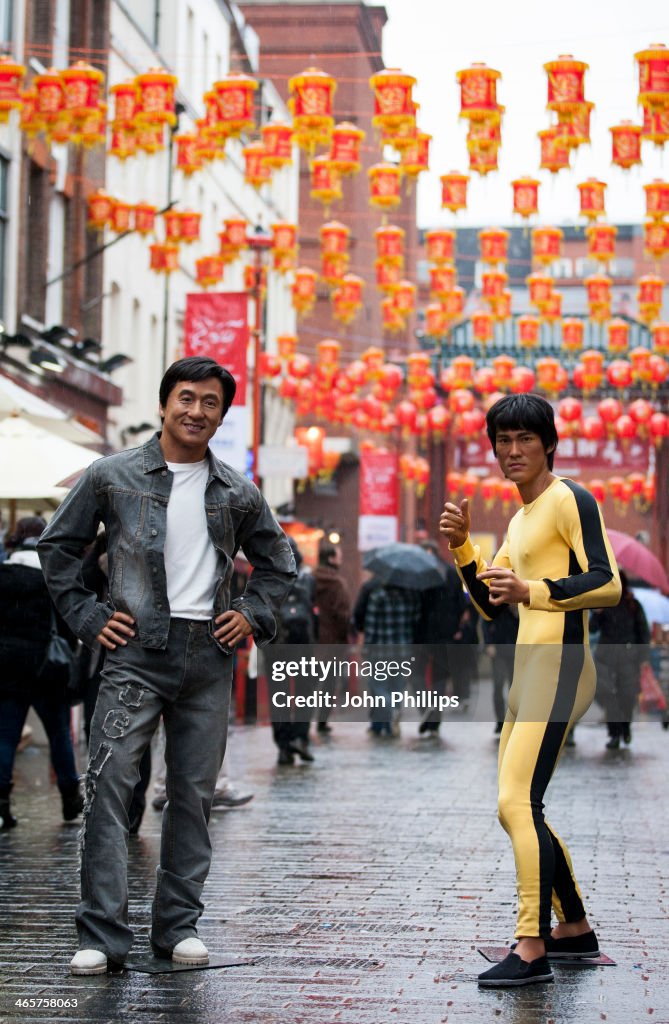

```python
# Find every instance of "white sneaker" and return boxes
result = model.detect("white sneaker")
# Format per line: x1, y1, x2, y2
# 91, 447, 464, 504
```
70, 949, 108, 975
172, 937, 209, 965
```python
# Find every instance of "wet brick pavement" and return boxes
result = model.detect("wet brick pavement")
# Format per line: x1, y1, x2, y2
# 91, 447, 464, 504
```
1, 705, 668, 1024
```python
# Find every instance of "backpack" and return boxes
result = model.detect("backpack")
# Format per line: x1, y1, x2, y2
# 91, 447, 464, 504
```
277, 568, 318, 644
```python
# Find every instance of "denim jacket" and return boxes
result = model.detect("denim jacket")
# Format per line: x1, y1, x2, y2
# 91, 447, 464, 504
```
37, 433, 296, 650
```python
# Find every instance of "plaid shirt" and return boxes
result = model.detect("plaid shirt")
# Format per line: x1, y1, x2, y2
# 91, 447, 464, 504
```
362, 585, 421, 645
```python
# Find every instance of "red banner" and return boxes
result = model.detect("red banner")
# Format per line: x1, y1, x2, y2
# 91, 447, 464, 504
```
359, 448, 399, 515
184, 292, 248, 406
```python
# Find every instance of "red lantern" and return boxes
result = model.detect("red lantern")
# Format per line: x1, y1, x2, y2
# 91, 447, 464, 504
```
424, 303, 446, 336
642, 105, 669, 146
375, 225, 405, 265
110, 80, 137, 126
461, 472, 480, 498
291, 268, 318, 317
637, 274, 663, 323
443, 287, 465, 321
175, 133, 203, 176
615, 415, 637, 443
109, 199, 133, 234
310, 156, 342, 210
644, 179, 669, 220
532, 226, 563, 266
481, 476, 501, 508
150, 242, 179, 274
401, 131, 431, 179
527, 272, 554, 308
482, 270, 508, 302
644, 221, 669, 260
558, 397, 583, 426
544, 55, 588, 111
635, 43, 669, 112
243, 142, 271, 189
87, 190, 114, 230
271, 222, 298, 256
541, 292, 562, 322
429, 265, 456, 300
492, 354, 516, 389
587, 223, 617, 264
472, 310, 494, 344
135, 123, 164, 154
457, 63, 501, 120
512, 177, 540, 218
649, 412, 669, 445
468, 145, 499, 176
425, 229, 455, 265
441, 171, 469, 212
135, 67, 177, 126
578, 178, 607, 220
369, 69, 416, 135
610, 121, 642, 169
382, 295, 406, 333
393, 280, 416, 317
179, 210, 201, 244
535, 357, 561, 395
628, 398, 654, 428
34, 67, 65, 128
466, 114, 502, 154
133, 201, 157, 235
562, 318, 584, 352
195, 255, 225, 289
320, 221, 349, 256
62, 60, 104, 126
598, 397, 623, 428
321, 251, 349, 286
606, 359, 633, 389
261, 121, 293, 169
329, 121, 365, 175
510, 366, 536, 393
479, 228, 509, 265
539, 126, 571, 173
396, 399, 418, 434
19, 87, 41, 138
649, 354, 669, 387
0, 55, 26, 122
586, 273, 612, 311
368, 162, 402, 211
517, 315, 540, 349
277, 335, 298, 361
376, 260, 403, 293
473, 367, 497, 395
582, 416, 605, 441
557, 100, 594, 149
588, 479, 607, 503
289, 67, 336, 152
651, 322, 669, 355
427, 404, 452, 440
213, 73, 257, 137
289, 354, 313, 380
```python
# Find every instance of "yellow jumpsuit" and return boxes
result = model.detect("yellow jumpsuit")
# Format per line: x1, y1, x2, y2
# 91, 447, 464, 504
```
451, 477, 621, 938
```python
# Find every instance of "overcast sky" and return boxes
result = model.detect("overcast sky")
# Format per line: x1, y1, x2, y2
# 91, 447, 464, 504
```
381, 0, 669, 229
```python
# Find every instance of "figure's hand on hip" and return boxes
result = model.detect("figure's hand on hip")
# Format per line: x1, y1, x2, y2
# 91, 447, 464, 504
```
97, 611, 135, 650
476, 567, 530, 606
213, 610, 253, 649
439, 498, 470, 549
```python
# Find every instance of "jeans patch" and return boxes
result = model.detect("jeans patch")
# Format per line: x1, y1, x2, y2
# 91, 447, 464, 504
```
119, 683, 144, 708
102, 710, 130, 740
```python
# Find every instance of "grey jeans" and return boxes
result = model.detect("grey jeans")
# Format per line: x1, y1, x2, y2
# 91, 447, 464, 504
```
77, 619, 232, 961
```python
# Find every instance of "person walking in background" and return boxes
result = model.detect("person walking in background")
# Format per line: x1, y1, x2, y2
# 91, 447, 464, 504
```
268, 536, 318, 765
313, 538, 352, 734
591, 570, 651, 750
440, 393, 620, 988
352, 575, 421, 736
0, 517, 82, 830
38, 356, 295, 975
482, 604, 519, 735
415, 539, 466, 737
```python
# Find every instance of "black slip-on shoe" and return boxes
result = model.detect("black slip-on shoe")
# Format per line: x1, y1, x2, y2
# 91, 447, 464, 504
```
543, 930, 600, 959
478, 952, 554, 987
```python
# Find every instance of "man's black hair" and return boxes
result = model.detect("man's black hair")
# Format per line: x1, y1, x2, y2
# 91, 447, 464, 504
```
318, 540, 338, 567
159, 357, 236, 418
485, 393, 559, 471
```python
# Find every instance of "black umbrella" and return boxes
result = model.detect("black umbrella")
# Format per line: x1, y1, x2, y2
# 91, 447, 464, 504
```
363, 542, 446, 591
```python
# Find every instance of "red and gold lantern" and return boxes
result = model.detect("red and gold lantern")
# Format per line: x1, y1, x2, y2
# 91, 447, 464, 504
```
510, 366, 536, 393
62, 60, 103, 126
429, 265, 456, 300
644, 220, 669, 260
0, 55, 25, 122
34, 67, 65, 129
541, 291, 563, 322
290, 268, 317, 316
536, 357, 567, 396
150, 242, 179, 274
87, 189, 114, 231
310, 156, 342, 210
110, 80, 137, 126
369, 68, 416, 135
195, 255, 225, 289
562, 318, 584, 352
644, 179, 669, 220
440, 171, 469, 213
135, 67, 177, 126
532, 226, 563, 266
607, 359, 633, 389
457, 63, 501, 120
376, 260, 403, 293
213, 73, 257, 137
479, 227, 509, 265
425, 229, 455, 265
610, 121, 642, 169
642, 105, 669, 146
545, 55, 588, 112
382, 295, 405, 332
650, 353, 669, 387
368, 162, 402, 211
277, 335, 298, 362
393, 279, 416, 317
527, 272, 554, 308
224, 217, 248, 251
637, 274, 664, 323
261, 121, 293, 169
585, 273, 612, 313
163, 208, 182, 243
289, 67, 336, 152
175, 133, 202, 176
443, 287, 465, 321
401, 131, 431, 179
271, 222, 298, 256
517, 315, 541, 349
375, 225, 405, 265
178, 210, 201, 244
468, 146, 499, 176
472, 309, 494, 344
587, 223, 616, 264
109, 199, 132, 233
650, 413, 669, 446
539, 125, 571, 173
651, 322, 669, 355
424, 302, 446, 338
320, 220, 349, 257
321, 252, 348, 286
19, 87, 41, 138
629, 351, 653, 387
578, 178, 606, 220
136, 123, 164, 154
607, 319, 630, 354
329, 121, 365, 175
76, 100, 106, 148
133, 201, 157, 235
635, 43, 669, 112
512, 177, 540, 219
242, 142, 271, 189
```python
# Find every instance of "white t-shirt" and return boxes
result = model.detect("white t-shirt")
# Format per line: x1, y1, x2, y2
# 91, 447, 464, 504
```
164, 459, 218, 619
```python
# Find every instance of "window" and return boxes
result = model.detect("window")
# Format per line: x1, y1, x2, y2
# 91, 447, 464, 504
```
25, 161, 48, 322
0, 0, 13, 45
0, 157, 7, 322
130, 0, 160, 46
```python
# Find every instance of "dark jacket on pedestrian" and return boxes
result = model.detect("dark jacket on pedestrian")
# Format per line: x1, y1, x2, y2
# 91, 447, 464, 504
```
314, 565, 351, 644
415, 561, 466, 643
37, 432, 296, 650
